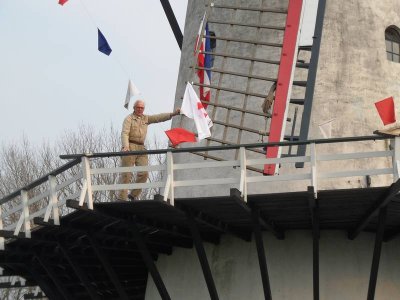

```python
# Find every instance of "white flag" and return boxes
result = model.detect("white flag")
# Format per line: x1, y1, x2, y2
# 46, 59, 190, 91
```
124, 80, 141, 109
181, 82, 213, 140
318, 118, 335, 138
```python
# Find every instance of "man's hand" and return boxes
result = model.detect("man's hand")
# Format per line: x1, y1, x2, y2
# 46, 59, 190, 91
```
172, 108, 181, 116
121, 146, 129, 152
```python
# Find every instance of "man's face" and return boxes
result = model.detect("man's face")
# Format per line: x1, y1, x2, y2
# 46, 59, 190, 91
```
134, 101, 145, 116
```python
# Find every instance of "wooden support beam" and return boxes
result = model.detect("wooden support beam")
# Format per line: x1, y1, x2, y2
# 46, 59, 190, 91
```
34, 256, 72, 300
308, 187, 320, 300
86, 237, 130, 300
0, 281, 36, 289
28, 266, 59, 300
230, 189, 284, 240
251, 207, 272, 300
66, 200, 171, 299
23, 292, 47, 299
57, 244, 101, 300
186, 212, 219, 300
129, 221, 171, 300
348, 180, 400, 240
367, 206, 387, 300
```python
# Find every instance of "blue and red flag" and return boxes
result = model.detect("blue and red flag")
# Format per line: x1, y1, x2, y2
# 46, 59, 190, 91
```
195, 15, 212, 108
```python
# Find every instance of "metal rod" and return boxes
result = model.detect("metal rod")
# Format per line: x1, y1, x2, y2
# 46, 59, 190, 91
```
367, 206, 387, 300
58, 135, 387, 160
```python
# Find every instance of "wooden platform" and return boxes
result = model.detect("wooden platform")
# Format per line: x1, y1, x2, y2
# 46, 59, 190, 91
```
1, 186, 399, 299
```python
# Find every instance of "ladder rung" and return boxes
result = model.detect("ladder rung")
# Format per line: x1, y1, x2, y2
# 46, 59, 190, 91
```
193, 82, 305, 99
208, 19, 285, 30
213, 120, 268, 135
296, 62, 309, 69
293, 81, 307, 87
205, 35, 283, 48
197, 100, 292, 122
201, 51, 281, 65
299, 45, 312, 51
201, 51, 309, 69
194, 66, 277, 83
290, 99, 305, 105
200, 100, 273, 118
193, 82, 267, 98
210, 4, 288, 14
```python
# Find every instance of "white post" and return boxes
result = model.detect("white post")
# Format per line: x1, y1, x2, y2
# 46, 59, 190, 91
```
392, 137, 400, 182
34, 286, 40, 296
164, 152, 174, 206
43, 175, 60, 225
81, 157, 93, 209
0, 204, 4, 250
21, 190, 31, 238
239, 147, 248, 202
310, 143, 318, 198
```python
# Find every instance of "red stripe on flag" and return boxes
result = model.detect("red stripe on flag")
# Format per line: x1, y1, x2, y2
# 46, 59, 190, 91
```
264, 0, 304, 175
375, 97, 396, 125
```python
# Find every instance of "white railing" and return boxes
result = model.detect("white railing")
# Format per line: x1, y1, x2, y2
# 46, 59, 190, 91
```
0, 135, 397, 247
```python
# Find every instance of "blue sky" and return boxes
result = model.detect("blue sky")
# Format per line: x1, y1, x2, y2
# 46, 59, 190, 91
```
0, 0, 187, 146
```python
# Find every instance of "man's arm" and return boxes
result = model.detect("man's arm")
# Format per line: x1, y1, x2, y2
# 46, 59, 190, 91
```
121, 116, 131, 151
147, 108, 180, 124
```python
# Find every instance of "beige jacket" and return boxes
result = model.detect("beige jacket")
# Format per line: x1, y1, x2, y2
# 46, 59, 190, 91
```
121, 113, 173, 147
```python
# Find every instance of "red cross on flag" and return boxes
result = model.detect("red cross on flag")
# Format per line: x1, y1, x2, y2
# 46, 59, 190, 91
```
181, 83, 213, 140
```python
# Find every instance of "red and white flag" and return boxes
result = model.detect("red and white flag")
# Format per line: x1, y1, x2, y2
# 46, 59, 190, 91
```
181, 82, 213, 140
375, 96, 396, 125
195, 13, 212, 108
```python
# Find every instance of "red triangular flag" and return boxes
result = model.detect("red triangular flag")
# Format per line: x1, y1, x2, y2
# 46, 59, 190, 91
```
165, 128, 197, 147
59, 0, 68, 6
375, 97, 396, 125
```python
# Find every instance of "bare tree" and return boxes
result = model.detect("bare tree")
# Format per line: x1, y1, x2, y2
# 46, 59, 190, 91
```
0, 124, 168, 299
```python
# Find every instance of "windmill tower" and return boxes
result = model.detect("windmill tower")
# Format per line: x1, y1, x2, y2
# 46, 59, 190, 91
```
144, 0, 400, 299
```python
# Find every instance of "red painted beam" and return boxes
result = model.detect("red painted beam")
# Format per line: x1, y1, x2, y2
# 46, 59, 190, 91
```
264, 0, 304, 175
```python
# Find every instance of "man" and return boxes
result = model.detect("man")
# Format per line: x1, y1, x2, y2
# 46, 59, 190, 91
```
118, 100, 180, 200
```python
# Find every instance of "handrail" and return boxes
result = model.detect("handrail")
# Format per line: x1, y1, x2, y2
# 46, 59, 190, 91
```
0, 158, 81, 204
0, 136, 396, 246
59, 136, 388, 159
